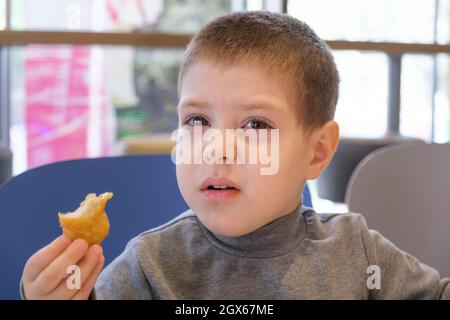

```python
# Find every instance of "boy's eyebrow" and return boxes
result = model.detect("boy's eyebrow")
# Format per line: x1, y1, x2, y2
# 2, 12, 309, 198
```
177, 98, 210, 110
178, 97, 289, 115
242, 102, 286, 115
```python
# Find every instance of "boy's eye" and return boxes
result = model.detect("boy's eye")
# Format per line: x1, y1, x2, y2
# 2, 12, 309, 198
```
243, 119, 273, 130
185, 115, 209, 127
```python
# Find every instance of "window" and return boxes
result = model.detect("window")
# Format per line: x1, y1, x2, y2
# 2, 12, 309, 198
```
5, 0, 235, 173
400, 54, 435, 141
0, 0, 5, 30
2, 0, 450, 178
288, 0, 446, 43
435, 54, 450, 142
288, 0, 450, 142
333, 51, 388, 138
9, 0, 232, 33
9, 45, 185, 172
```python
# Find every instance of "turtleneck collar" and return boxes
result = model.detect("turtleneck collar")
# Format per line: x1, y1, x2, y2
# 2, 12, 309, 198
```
198, 205, 312, 258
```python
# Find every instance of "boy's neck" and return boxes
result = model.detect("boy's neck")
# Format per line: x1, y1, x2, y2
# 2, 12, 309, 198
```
198, 204, 310, 258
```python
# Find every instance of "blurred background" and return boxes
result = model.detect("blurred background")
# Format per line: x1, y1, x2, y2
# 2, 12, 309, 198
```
0, 0, 449, 211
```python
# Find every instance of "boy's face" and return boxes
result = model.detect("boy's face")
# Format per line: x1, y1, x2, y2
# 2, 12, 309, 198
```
176, 59, 334, 237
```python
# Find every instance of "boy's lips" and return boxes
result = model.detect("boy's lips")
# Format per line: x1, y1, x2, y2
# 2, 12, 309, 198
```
200, 177, 240, 202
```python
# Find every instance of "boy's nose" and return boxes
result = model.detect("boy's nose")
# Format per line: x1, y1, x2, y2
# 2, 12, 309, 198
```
204, 128, 237, 164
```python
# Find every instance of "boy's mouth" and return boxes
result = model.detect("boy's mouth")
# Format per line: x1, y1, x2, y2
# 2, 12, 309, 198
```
200, 177, 240, 201
206, 185, 237, 190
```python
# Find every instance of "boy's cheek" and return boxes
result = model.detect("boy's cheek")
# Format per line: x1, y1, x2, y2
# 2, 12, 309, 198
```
176, 165, 196, 196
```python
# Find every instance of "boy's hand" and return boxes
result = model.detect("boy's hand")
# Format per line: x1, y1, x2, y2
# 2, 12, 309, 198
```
22, 235, 105, 300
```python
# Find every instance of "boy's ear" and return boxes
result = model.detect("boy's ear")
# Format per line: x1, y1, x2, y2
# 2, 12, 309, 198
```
305, 120, 339, 180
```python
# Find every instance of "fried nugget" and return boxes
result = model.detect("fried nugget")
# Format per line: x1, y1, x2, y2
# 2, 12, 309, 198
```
58, 192, 113, 245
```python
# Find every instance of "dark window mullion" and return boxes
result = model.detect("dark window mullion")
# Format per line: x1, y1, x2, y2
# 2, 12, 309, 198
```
387, 54, 402, 136
282, 0, 288, 13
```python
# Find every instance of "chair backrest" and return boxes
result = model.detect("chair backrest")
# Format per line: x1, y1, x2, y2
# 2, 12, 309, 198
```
0, 154, 312, 299
345, 143, 450, 277
317, 137, 423, 203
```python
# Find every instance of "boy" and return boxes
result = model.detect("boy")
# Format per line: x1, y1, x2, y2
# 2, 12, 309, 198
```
21, 11, 450, 299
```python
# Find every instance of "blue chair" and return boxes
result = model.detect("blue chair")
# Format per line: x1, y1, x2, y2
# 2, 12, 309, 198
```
0, 154, 312, 299
303, 183, 311, 209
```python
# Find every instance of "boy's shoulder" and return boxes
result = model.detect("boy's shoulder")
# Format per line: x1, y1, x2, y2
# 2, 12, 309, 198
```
301, 207, 369, 240
302, 208, 371, 242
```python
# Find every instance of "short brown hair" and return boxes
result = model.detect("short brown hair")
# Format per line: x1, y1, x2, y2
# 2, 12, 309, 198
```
178, 11, 340, 130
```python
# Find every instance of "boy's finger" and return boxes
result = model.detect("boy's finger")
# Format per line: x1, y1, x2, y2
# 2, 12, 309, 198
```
33, 239, 88, 294
76, 245, 103, 283
45, 245, 103, 300
23, 235, 72, 282
71, 255, 105, 300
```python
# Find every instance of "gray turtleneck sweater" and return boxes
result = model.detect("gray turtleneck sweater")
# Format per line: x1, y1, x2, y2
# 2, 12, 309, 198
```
93, 206, 450, 299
